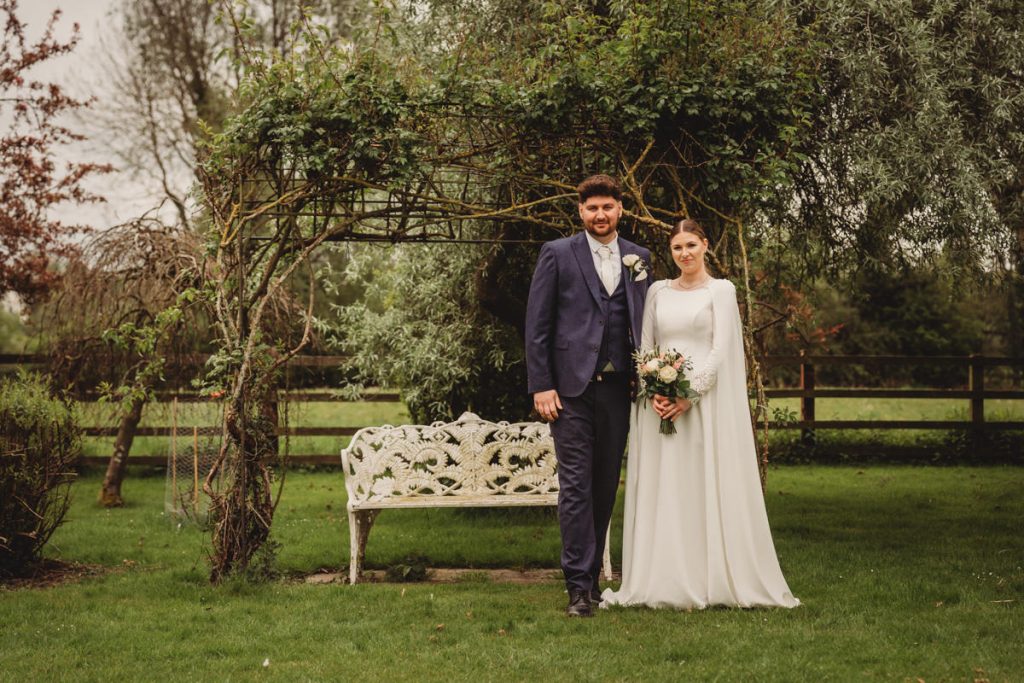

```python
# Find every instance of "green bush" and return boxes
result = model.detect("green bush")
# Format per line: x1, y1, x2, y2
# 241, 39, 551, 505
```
0, 373, 81, 578
335, 242, 532, 424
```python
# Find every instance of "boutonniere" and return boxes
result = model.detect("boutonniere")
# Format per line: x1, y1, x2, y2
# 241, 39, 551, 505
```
622, 254, 649, 282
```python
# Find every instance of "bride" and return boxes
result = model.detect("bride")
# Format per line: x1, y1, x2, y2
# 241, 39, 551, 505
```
602, 219, 799, 610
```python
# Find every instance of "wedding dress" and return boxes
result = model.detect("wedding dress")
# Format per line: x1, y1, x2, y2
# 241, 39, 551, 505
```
602, 278, 799, 609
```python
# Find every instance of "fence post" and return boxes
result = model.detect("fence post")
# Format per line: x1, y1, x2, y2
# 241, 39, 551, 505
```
800, 351, 815, 447
969, 354, 985, 458
270, 398, 280, 457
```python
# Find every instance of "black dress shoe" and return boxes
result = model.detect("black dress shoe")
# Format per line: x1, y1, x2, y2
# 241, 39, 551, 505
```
566, 589, 593, 617
590, 587, 604, 604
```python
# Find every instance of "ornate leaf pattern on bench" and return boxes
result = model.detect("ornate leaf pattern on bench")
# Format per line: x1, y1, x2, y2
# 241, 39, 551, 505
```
341, 413, 558, 504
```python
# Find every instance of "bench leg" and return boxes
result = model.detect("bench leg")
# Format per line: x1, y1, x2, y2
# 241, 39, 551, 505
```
602, 526, 613, 582
348, 509, 379, 585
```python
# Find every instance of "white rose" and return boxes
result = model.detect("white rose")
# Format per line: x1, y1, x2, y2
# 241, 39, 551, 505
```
634, 270, 648, 281
622, 254, 640, 267
657, 365, 678, 383
643, 359, 662, 374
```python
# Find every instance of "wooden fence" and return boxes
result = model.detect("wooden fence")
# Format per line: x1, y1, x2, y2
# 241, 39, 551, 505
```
2, 353, 1022, 466
762, 353, 1024, 431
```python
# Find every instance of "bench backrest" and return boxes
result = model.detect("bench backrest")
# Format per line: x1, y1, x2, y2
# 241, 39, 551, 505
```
341, 412, 558, 504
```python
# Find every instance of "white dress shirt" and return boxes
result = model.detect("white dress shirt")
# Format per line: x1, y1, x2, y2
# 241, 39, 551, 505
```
584, 231, 621, 293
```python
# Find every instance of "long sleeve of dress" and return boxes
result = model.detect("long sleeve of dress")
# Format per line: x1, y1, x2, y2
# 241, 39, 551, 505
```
689, 280, 738, 396
639, 281, 668, 352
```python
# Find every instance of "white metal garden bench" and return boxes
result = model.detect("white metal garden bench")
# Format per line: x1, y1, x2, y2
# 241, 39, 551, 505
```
340, 412, 612, 584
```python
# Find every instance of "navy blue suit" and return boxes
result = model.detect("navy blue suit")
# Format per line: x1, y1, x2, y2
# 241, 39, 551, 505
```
525, 231, 650, 593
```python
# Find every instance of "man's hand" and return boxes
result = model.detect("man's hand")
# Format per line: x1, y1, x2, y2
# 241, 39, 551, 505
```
652, 394, 692, 421
533, 389, 563, 422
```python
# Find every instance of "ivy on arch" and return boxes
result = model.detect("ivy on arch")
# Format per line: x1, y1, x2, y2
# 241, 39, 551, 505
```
194, 0, 821, 580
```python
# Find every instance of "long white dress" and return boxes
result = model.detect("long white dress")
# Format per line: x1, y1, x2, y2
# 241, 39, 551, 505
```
602, 278, 799, 609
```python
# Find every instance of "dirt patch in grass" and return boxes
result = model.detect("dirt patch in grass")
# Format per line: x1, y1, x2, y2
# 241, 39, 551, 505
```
0, 559, 111, 591
303, 568, 613, 585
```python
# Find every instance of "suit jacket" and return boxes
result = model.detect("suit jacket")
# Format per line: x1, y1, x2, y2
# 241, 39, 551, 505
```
525, 231, 651, 398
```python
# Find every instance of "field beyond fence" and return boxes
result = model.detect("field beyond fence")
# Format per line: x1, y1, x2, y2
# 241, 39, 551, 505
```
2, 353, 1022, 466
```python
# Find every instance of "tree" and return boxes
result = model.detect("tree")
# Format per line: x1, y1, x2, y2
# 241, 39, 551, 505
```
93, 0, 365, 228
95, 0, 231, 228
195, 40, 437, 581
765, 1, 1023, 280
0, 0, 111, 303
729, 0, 1024, 388
42, 218, 205, 507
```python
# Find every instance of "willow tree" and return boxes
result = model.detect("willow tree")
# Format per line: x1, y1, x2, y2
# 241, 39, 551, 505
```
748, 0, 1024, 365
43, 219, 204, 507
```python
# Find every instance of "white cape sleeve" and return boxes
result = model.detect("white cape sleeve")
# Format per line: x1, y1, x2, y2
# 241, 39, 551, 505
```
688, 279, 741, 396
700, 277, 801, 607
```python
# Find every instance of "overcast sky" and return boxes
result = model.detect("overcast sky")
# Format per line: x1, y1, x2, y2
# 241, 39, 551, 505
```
16, 0, 112, 72
13, 0, 164, 229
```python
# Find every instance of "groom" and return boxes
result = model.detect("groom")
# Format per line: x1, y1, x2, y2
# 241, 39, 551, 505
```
525, 175, 650, 617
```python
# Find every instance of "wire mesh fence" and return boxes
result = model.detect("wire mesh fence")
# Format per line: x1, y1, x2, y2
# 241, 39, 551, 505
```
163, 399, 222, 524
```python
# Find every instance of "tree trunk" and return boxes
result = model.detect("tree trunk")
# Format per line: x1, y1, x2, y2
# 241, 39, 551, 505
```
97, 396, 146, 507
988, 180, 1024, 377
208, 394, 276, 583
1010, 227, 1024, 383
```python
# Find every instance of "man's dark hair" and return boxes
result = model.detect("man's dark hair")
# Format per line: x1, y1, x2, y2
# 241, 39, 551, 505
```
577, 174, 622, 203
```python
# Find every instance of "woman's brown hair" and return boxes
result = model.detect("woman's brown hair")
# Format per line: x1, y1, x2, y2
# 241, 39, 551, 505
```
668, 218, 708, 243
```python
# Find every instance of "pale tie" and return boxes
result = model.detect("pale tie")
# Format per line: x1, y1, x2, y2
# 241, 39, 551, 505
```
598, 245, 616, 295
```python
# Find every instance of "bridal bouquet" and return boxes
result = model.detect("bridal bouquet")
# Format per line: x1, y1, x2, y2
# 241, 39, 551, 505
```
634, 348, 700, 435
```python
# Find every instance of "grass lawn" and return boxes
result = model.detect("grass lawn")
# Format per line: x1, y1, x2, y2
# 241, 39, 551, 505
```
2, 466, 1022, 681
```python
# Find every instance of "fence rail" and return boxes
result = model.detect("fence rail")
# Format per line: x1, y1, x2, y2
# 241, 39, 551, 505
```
762, 353, 1024, 436
3, 353, 1022, 466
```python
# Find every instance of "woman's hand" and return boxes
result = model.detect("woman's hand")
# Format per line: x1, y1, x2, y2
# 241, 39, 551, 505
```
653, 394, 692, 421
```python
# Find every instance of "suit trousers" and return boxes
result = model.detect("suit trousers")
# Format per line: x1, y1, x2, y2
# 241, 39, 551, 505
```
549, 373, 631, 593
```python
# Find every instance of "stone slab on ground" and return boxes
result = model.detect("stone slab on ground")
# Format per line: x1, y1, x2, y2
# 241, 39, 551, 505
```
303, 568, 621, 585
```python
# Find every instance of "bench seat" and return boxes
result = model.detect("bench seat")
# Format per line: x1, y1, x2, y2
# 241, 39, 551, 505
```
349, 494, 558, 510
341, 412, 612, 584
